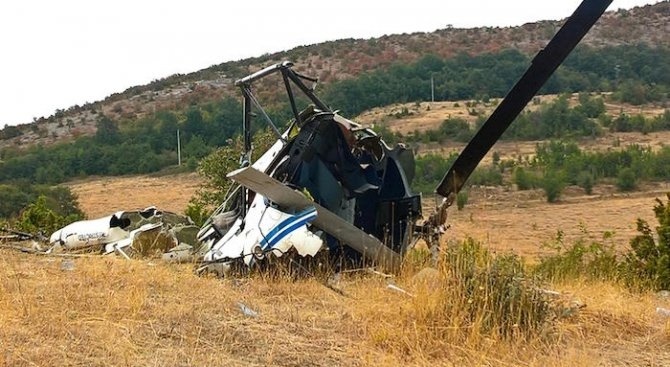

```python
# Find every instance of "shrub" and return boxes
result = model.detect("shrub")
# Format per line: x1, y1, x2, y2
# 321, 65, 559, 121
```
577, 170, 595, 194
514, 167, 538, 190
192, 129, 275, 208
535, 230, 619, 282
622, 194, 670, 290
16, 195, 84, 235
616, 167, 637, 192
467, 166, 503, 186
440, 238, 552, 338
541, 170, 565, 203
456, 191, 468, 210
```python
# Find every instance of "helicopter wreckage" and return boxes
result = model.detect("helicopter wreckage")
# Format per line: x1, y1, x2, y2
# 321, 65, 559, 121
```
193, 0, 613, 275
17, 0, 611, 274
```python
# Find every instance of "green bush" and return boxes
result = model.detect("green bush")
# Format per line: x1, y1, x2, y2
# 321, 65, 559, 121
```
456, 191, 468, 210
616, 167, 637, 192
467, 166, 503, 187
513, 167, 538, 190
622, 194, 670, 290
441, 238, 552, 338
190, 129, 276, 209
16, 195, 84, 235
535, 230, 619, 282
541, 170, 565, 203
577, 170, 595, 194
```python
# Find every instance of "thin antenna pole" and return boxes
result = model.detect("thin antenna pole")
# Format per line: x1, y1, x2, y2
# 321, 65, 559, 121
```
177, 129, 181, 166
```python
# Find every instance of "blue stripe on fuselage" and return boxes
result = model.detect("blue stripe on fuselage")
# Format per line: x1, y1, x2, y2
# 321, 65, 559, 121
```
260, 207, 317, 249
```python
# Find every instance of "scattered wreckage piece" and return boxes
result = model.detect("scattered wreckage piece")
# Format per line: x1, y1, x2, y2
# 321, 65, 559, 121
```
49, 206, 201, 260
1, 227, 44, 242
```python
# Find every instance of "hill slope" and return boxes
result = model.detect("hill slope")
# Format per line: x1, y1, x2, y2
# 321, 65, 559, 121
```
1, 1, 668, 150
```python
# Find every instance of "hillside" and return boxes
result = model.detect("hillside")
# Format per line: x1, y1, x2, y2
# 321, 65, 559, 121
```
0, 1, 668, 150
356, 93, 669, 161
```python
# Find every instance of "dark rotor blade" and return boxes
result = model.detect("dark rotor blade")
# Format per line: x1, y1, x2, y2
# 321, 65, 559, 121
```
435, 0, 612, 198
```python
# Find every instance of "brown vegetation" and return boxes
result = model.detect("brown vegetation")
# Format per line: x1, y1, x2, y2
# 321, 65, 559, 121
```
2, 245, 670, 366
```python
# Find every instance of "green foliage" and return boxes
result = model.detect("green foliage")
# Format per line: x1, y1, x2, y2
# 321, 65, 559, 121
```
439, 117, 473, 142
608, 112, 670, 134
467, 166, 503, 187
616, 167, 637, 192
16, 195, 84, 234
505, 95, 600, 140
0, 184, 84, 220
576, 170, 595, 194
533, 195, 670, 291
535, 229, 619, 282
513, 167, 539, 190
0, 185, 30, 219
575, 92, 606, 118
541, 169, 565, 203
622, 194, 670, 290
412, 153, 458, 194
456, 191, 468, 211
326, 44, 670, 117
189, 129, 276, 211
184, 201, 210, 227
0, 97, 244, 185
440, 238, 552, 338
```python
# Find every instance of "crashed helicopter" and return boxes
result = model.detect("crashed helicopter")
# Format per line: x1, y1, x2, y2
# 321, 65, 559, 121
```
194, 0, 612, 275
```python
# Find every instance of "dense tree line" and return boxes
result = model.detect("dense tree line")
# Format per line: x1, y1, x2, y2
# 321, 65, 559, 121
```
0, 97, 246, 184
324, 44, 669, 116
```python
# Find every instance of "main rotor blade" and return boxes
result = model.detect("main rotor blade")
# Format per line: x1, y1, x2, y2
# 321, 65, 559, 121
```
435, 0, 612, 198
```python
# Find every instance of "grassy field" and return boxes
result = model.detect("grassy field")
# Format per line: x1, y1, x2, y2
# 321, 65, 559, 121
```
5, 170, 667, 366
4, 95, 670, 366
2, 246, 670, 366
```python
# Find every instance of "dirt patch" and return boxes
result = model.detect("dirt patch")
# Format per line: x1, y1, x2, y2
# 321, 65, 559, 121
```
440, 183, 670, 258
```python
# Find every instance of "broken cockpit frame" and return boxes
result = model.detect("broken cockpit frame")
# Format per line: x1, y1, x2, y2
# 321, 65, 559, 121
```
196, 62, 424, 274
195, 0, 613, 275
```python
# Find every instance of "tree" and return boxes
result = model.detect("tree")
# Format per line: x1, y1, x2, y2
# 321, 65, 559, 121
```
616, 167, 637, 192
95, 115, 120, 144
541, 169, 565, 203
624, 194, 670, 290
190, 129, 276, 209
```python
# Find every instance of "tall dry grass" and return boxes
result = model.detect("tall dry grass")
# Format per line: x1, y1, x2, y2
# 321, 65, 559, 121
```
1, 241, 670, 366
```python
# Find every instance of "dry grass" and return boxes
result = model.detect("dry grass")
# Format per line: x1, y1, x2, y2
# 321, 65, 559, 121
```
441, 182, 670, 257
36, 99, 670, 365
66, 172, 202, 218
2, 246, 670, 366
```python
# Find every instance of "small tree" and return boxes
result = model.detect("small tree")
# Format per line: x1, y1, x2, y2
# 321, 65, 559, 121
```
514, 167, 537, 190
456, 191, 468, 211
616, 167, 637, 192
577, 170, 595, 195
542, 169, 565, 203
623, 194, 670, 290
17, 195, 83, 235
188, 129, 275, 214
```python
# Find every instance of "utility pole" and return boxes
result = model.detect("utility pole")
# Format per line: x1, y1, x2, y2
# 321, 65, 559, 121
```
177, 129, 181, 166
431, 75, 435, 103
